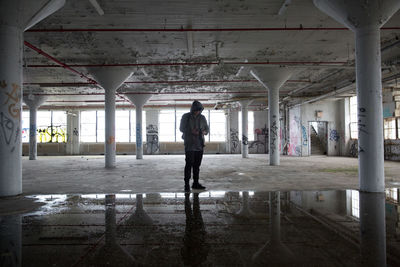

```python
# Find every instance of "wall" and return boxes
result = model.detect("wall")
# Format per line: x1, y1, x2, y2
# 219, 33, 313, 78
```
249, 110, 268, 154
288, 106, 302, 156
299, 99, 342, 156
290, 190, 347, 214
384, 139, 400, 161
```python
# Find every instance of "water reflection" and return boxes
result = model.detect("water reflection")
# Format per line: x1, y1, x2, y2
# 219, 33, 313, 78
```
359, 192, 386, 267
181, 192, 208, 266
0, 189, 399, 266
0, 214, 21, 267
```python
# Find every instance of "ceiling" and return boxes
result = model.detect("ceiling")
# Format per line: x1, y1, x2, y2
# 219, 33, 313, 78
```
22, 0, 400, 110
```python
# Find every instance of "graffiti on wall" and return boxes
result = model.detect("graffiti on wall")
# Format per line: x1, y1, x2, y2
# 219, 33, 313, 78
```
270, 117, 278, 154
242, 135, 248, 146
301, 125, 308, 146
288, 108, 302, 156
329, 129, 340, 142
37, 126, 66, 143
249, 125, 268, 153
230, 128, 239, 153
1, 80, 21, 152
349, 141, 358, 158
146, 124, 159, 154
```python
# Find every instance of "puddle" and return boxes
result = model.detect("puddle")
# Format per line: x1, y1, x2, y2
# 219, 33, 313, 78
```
1, 189, 399, 266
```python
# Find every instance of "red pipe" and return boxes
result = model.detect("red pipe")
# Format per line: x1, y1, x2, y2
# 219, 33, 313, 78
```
26, 61, 349, 68
25, 27, 400, 33
24, 41, 97, 84
23, 79, 310, 86
26, 91, 269, 96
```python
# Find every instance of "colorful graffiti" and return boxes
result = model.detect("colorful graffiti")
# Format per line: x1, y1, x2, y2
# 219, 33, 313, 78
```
301, 125, 308, 146
37, 126, 66, 143
288, 107, 302, 156
329, 129, 340, 142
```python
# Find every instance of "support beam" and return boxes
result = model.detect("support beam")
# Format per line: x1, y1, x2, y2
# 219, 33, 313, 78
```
125, 94, 153, 159
23, 94, 47, 160
87, 67, 133, 168
251, 67, 293, 165
239, 100, 252, 158
313, 0, 400, 192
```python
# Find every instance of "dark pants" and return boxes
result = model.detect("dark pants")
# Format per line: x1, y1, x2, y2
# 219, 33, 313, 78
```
184, 151, 203, 184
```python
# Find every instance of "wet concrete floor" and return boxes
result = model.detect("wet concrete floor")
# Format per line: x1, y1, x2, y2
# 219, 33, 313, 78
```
1, 189, 400, 266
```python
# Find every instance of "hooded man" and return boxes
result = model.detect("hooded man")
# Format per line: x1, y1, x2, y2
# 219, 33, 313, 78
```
180, 100, 209, 191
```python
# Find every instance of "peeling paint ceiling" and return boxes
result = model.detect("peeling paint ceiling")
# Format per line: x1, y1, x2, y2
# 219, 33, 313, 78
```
22, 0, 400, 109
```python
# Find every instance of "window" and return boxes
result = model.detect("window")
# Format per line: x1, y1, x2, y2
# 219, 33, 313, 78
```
159, 109, 176, 142
22, 111, 30, 143
398, 118, 400, 139
175, 109, 187, 143
80, 111, 97, 142
36, 111, 67, 143
209, 110, 226, 141
80, 110, 146, 143
349, 96, 358, 139
351, 190, 359, 219
385, 188, 398, 202
384, 118, 396, 139
239, 111, 254, 141
116, 110, 130, 142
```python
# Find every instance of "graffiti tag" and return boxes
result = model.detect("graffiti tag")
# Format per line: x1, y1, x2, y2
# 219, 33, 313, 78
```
329, 129, 340, 142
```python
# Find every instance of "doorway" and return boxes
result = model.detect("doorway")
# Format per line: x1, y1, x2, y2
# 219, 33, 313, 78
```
309, 121, 328, 155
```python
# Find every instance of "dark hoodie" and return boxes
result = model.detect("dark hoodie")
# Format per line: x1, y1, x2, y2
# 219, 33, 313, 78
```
180, 101, 209, 151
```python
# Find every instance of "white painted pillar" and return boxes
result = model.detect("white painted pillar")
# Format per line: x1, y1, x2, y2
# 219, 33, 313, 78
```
87, 67, 133, 168
239, 100, 252, 158
250, 67, 293, 166
66, 110, 80, 155
225, 109, 231, 153
23, 95, 47, 160
269, 88, 280, 165
125, 94, 152, 159
105, 87, 116, 167
229, 109, 239, 154
359, 192, 386, 267
313, 0, 400, 192
0, 1, 64, 196
145, 109, 159, 154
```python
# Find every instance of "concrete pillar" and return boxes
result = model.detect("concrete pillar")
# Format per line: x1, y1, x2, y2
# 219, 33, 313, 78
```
236, 191, 255, 217
23, 95, 47, 160
0, 0, 64, 197
66, 110, 80, 155
251, 67, 293, 166
313, 0, 400, 192
359, 192, 386, 267
125, 94, 152, 159
225, 109, 231, 153
87, 68, 133, 168
239, 100, 252, 158
145, 109, 159, 154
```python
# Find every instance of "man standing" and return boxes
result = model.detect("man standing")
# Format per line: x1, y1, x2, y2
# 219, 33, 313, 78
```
180, 100, 209, 191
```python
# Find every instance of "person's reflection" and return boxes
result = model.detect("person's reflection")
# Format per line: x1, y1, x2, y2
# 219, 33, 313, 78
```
359, 192, 386, 267
181, 192, 208, 266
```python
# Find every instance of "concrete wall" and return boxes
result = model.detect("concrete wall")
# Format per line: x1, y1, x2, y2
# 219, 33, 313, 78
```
249, 110, 268, 154
290, 190, 347, 214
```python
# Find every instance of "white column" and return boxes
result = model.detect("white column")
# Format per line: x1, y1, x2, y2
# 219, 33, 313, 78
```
356, 27, 384, 192
135, 105, 144, 159
230, 109, 239, 154
105, 88, 116, 167
66, 110, 80, 155
28, 107, 37, 160
125, 94, 152, 159
239, 100, 252, 158
0, 1, 64, 196
0, 2, 23, 196
225, 109, 231, 153
313, 0, 400, 192
269, 88, 280, 165
87, 67, 133, 168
